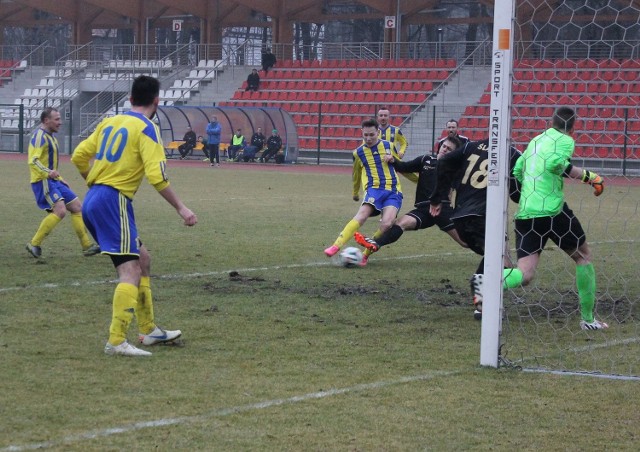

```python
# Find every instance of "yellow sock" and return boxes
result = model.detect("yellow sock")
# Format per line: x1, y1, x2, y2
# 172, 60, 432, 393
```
334, 219, 361, 248
136, 276, 156, 335
363, 229, 383, 257
70, 212, 92, 249
31, 213, 62, 246
108, 283, 138, 346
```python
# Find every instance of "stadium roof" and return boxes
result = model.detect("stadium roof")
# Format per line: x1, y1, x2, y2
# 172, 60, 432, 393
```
2, 0, 486, 45
2, 1, 639, 46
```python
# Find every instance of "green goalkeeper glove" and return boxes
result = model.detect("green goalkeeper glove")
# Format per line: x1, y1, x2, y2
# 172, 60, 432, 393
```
581, 170, 604, 197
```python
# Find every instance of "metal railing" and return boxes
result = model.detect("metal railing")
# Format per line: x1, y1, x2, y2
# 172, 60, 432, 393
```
52, 39, 640, 71
3, 39, 639, 162
0, 42, 54, 66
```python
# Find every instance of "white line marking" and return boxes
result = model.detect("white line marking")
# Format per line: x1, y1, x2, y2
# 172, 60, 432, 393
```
510, 335, 640, 380
4, 238, 637, 319
0, 251, 468, 294
2, 240, 638, 449
2, 239, 633, 294
522, 368, 640, 381
1, 371, 457, 452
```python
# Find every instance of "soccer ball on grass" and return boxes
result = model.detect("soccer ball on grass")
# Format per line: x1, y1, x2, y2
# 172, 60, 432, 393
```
339, 247, 363, 268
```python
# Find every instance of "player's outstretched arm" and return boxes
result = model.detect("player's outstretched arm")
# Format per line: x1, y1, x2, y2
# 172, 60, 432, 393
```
158, 186, 198, 226
567, 165, 604, 196
581, 170, 604, 196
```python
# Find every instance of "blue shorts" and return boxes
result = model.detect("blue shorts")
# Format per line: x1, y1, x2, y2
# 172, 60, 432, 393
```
362, 188, 403, 213
82, 185, 140, 256
31, 179, 79, 211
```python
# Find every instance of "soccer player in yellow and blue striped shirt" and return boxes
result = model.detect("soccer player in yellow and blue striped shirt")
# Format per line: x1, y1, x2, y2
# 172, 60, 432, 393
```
377, 107, 407, 158
72, 75, 198, 357
26, 107, 99, 258
377, 107, 418, 184
324, 118, 403, 266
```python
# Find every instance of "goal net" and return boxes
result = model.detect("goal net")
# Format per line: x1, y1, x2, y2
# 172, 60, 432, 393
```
484, 0, 640, 377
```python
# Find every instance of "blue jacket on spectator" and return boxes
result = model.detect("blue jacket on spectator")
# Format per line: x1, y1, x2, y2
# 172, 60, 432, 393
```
206, 120, 222, 145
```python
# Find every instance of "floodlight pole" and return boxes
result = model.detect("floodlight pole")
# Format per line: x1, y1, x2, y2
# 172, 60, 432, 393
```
481, 0, 515, 368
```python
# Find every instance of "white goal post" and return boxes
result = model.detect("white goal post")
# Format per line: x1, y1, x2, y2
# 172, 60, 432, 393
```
481, 0, 640, 378
481, 0, 515, 367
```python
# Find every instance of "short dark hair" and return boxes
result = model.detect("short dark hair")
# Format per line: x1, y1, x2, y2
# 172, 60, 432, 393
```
446, 119, 459, 126
362, 118, 378, 129
444, 135, 462, 149
552, 107, 576, 132
130, 75, 160, 107
40, 107, 58, 123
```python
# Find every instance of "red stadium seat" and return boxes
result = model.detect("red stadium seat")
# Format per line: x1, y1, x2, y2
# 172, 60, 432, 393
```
323, 92, 336, 103
609, 83, 628, 94
348, 104, 360, 115
518, 70, 534, 81
326, 103, 339, 114
398, 105, 411, 115
407, 93, 422, 103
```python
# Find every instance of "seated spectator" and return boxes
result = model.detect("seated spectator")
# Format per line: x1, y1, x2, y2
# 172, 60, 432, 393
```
260, 129, 282, 163
245, 69, 260, 91
178, 126, 197, 159
261, 49, 276, 74
242, 127, 266, 162
228, 128, 246, 162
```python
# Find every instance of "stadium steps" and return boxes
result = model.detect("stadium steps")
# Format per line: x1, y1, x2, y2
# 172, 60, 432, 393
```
0, 66, 51, 105
180, 65, 257, 108
402, 65, 491, 160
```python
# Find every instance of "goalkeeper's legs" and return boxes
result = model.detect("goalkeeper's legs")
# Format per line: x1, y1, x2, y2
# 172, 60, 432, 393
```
568, 241, 607, 327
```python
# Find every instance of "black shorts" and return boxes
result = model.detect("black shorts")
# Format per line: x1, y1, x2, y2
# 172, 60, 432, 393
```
453, 215, 485, 256
406, 204, 455, 232
514, 203, 586, 258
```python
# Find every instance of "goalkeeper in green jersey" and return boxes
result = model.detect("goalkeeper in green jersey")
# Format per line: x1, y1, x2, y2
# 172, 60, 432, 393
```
502, 106, 607, 330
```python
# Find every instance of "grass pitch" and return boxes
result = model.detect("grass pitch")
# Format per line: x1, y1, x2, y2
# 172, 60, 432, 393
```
1, 156, 639, 451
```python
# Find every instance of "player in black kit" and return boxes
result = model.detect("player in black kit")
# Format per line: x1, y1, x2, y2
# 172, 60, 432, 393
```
354, 135, 468, 262
429, 138, 521, 320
